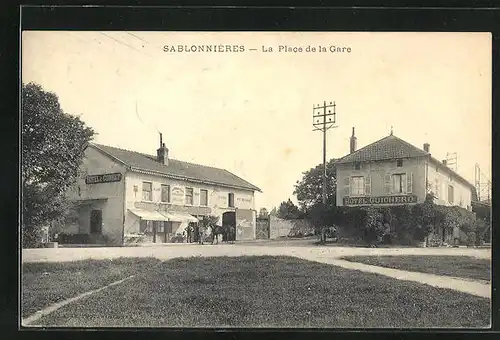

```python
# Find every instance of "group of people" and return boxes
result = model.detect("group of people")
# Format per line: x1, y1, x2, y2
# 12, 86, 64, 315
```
183, 222, 236, 245
183, 223, 206, 244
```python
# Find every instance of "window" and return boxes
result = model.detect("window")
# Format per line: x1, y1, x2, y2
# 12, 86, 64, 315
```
161, 184, 170, 203
434, 179, 440, 198
397, 159, 403, 167
392, 174, 407, 194
185, 187, 194, 205
350, 176, 365, 196
140, 220, 153, 233
354, 162, 361, 170
228, 193, 235, 207
448, 185, 454, 204
200, 189, 208, 206
155, 221, 164, 233
142, 182, 153, 201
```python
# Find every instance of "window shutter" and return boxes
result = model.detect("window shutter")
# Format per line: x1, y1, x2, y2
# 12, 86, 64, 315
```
343, 177, 350, 196
365, 175, 371, 196
407, 172, 413, 194
384, 173, 392, 194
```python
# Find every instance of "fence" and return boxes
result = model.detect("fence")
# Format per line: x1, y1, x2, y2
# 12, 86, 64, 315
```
269, 216, 314, 239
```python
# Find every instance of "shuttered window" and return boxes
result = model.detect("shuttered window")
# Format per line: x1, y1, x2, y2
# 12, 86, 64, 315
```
200, 189, 208, 206
365, 175, 372, 196
448, 185, 454, 204
406, 173, 413, 194
185, 187, 194, 205
161, 184, 170, 203
384, 173, 392, 194
343, 177, 350, 196
350, 176, 365, 196
142, 182, 153, 201
392, 173, 407, 194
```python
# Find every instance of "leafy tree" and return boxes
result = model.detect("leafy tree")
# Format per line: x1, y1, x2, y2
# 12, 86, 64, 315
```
294, 159, 338, 243
258, 207, 269, 219
277, 199, 303, 220
22, 82, 95, 248
293, 158, 337, 212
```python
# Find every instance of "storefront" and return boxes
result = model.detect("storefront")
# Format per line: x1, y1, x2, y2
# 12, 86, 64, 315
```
65, 137, 261, 246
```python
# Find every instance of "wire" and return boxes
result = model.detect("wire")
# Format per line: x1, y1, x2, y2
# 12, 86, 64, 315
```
99, 32, 153, 58
126, 32, 149, 43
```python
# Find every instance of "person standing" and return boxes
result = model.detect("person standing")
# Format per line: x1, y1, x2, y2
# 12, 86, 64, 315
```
186, 224, 192, 243
198, 223, 206, 245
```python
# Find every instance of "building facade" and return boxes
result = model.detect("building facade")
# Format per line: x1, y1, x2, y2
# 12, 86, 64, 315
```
336, 128, 475, 210
64, 136, 261, 245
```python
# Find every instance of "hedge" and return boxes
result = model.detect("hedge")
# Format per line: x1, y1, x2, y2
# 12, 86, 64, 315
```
306, 195, 479, 246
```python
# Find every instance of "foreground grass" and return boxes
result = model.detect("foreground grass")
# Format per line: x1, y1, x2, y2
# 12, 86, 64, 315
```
342, 256, 491, 282
33, 256, 490, 328
22, 257, 161, 318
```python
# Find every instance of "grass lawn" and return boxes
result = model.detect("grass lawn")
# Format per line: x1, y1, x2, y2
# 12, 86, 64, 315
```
341, 256, 491, 282
30, 256, 490, 328
22, 257, 161, 318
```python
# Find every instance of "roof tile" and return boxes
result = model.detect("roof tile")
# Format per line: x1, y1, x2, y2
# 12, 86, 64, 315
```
90, 143, 261, 192
337, 135, 428, 164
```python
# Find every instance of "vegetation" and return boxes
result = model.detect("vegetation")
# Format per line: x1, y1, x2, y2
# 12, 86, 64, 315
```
22, 82, 95, 248
293, 159, 337, 212
258, 208, 269, 219
304, 194, 479, 246
29, 256, 490, 328
342, 256, 491, 282
22, 257, 161, 318
277, 199, 303, 220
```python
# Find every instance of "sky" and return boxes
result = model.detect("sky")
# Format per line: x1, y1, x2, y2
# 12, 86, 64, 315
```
22, 31, 492, 210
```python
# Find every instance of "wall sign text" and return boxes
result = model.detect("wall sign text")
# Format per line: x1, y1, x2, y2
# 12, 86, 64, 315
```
85, 173, 122, 184
343, 195, 418, 206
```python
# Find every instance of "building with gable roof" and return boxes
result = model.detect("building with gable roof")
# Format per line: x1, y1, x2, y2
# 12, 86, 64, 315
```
63, 134, 261, 245
336, 128, 476, 210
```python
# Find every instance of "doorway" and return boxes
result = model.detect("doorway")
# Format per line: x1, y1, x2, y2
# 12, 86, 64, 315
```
90, 210, 102, 234
222, 211, 236, 241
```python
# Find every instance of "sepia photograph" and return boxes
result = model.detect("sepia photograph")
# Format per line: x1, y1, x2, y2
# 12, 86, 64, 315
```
21, 30, 492, 328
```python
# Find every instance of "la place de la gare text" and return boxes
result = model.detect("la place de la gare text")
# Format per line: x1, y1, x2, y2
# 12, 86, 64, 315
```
163, 44, 352, 53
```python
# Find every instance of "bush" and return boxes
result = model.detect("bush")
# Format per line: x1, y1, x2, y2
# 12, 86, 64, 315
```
57, 233, 90, 244
306, 198, 477, 246
22, 226, 44, 248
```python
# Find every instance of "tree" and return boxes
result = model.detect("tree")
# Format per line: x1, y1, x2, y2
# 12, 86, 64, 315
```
269, 207, 278, 217
258, 207, 269, 219
277, 199, 303, 220
293, 158, 337, 212
22, 82, 95, 248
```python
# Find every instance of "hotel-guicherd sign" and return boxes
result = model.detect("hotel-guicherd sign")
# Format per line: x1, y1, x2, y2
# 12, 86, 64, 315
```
343, 195, 418, 206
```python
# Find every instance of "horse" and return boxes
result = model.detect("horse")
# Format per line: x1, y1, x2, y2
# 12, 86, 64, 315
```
206, 222, 235, 244
209, 223, 225, 244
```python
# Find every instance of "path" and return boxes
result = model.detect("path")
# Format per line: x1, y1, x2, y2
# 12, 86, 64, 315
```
22, 243, 491, 299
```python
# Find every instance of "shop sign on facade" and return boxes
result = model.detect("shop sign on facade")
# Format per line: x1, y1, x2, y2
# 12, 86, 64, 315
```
85, 173, 122, 184
343, 195, 418, 206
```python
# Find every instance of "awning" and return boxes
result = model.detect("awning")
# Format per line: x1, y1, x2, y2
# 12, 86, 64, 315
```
164, 211, 199, 223
128, 208, 170, 222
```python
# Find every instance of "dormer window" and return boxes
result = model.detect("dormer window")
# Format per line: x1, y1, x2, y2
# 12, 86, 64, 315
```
397, 159, 403, 167
354, 162, 361, 170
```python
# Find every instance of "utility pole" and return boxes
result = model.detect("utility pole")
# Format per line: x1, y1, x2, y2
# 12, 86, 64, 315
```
312, 101, 338, 243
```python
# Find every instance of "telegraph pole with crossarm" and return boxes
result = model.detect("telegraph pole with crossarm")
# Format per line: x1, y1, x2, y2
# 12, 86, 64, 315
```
312, 101, 338, 243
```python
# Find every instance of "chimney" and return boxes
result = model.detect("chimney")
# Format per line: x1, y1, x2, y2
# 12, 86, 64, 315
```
350, 127, 357, 154
156, 133, 169, 166
423, 143, 430, 153
442, 159, 447, 166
